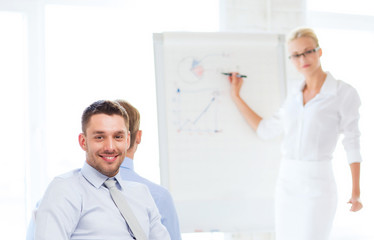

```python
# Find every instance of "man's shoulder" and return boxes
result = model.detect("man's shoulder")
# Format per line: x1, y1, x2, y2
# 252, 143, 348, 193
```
120, 168, 168, 191
135, 177, 174, 203
119, 179, 150, 193
118, 179, 155, 204
52, 168, 82, 184
144, 179, 170, 194
129, 174, 170, 194
120, 171, 173, 200
121, 179, 147, 187
46, 168, 84, 193
56, 168, 81, 179
38, 169, 84, 207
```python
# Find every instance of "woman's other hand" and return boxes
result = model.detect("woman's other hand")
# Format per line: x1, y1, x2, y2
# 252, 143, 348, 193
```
348, 196, 363, 212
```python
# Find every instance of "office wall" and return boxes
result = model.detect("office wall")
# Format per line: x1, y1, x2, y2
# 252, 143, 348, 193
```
220, 0, 306, 34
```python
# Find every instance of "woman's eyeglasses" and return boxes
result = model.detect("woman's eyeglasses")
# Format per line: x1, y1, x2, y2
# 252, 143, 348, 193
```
288, 47, 320, 60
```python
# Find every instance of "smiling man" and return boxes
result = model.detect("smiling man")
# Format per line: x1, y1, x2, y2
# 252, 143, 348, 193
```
79, 112, 127, 178
34, 100, 170, 240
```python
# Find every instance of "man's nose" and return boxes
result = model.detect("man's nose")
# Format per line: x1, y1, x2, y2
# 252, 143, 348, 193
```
103, 138, 115, 151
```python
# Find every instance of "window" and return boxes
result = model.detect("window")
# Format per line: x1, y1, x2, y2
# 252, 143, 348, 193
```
308, 0, 374, 16
0, 11, 27, 239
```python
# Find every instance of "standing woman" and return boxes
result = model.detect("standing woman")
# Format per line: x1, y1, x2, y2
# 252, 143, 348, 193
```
228, 27, 363, 240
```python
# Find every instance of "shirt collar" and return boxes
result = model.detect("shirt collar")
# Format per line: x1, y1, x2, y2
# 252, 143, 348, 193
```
120, 157, 134, 171
298, 71, 338, 96
81, 162, 124, 189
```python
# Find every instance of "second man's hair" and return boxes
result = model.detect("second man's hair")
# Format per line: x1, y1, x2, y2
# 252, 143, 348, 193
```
116, 99, 140, 149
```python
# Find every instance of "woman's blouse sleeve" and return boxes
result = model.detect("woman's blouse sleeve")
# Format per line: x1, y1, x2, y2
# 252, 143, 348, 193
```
256, 106, 284, 140
340, 85, 363, 164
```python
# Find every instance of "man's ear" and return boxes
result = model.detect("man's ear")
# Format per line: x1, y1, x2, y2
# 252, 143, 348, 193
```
78, 133, 87, 151
136, 130, 142, 144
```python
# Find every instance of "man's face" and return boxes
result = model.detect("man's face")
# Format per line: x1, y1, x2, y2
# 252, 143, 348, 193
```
79, 113, 129, 177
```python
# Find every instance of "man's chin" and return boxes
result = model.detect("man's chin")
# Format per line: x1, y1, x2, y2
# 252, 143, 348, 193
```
98, 163, 121, 177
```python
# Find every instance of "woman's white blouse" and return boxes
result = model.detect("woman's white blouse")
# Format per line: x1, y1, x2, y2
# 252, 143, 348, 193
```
257, 72, 362, 164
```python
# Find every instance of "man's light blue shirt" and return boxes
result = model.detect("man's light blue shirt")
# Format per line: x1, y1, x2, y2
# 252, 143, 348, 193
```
32, 162, 170, 240
120, 157, 182, 240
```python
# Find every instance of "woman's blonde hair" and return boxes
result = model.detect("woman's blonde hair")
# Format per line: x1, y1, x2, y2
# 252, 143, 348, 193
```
287, 27, 319, 47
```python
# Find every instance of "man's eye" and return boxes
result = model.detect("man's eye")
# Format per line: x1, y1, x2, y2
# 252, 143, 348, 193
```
95, 136, 103, 140
305, 50, 313, 54
115, 135, 124, 139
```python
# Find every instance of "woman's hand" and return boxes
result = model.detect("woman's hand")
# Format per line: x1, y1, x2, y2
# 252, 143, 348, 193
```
348, 196, 363, 212
228, 72, 244, 99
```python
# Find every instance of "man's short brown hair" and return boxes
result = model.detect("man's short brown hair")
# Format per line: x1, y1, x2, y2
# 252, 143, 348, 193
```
81, 100, 129, 134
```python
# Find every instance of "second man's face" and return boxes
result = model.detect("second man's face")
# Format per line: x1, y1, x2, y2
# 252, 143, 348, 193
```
79, 113, 130, 177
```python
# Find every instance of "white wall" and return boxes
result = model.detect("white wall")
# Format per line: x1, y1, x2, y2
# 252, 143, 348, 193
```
220, 0, 306, 33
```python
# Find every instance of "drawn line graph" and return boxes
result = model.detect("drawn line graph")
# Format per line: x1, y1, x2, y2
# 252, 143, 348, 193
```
193, 96, 215, 125
173, 88, 222, 134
